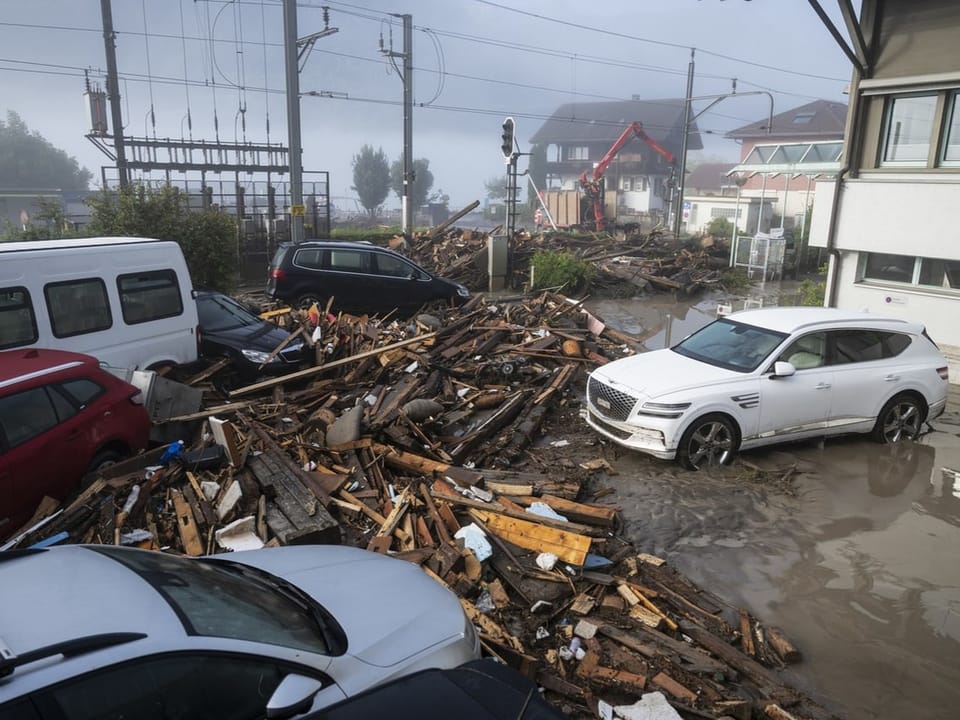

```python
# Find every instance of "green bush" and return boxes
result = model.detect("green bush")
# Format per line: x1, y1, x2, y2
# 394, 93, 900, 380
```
530, 250, 592, 293
706, 216, 733, 238
797, 264, 827, 306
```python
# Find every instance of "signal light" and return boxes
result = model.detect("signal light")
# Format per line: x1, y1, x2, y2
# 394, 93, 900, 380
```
500, 117, 515, 159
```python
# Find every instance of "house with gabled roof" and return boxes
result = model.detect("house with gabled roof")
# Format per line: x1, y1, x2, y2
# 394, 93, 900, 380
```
725, 99, 847, 231
529, 98, 701, 226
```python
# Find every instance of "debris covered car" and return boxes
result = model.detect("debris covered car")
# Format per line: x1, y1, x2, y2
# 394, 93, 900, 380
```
0, 545, 480, 718
265, 240, 470, 316
0, 349, 150, 540
196, 290, 309, 380
585, 307, 949, 469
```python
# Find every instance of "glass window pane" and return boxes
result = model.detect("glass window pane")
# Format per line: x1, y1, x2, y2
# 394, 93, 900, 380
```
673, 318, 788, 373
942, 93, 960, 165
0, 287, 38, 349
294, 248, 323, 269
863, 253, 915, 283
882, 95, 937, 165
60, 379, 105, 408
778, 332, 826, 369
832, 330, 885, 364
0, 387, 58, 448
118, 270, 182, 325
375, 253, 415, 278
44, 279, 112, 338
329, 250, 368, 273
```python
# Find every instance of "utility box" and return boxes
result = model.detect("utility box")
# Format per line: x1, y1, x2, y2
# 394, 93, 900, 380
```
488, 235, 509, 291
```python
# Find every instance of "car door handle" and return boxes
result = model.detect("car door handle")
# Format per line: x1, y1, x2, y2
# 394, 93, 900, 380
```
815, 382, 831, 390
884, 374, 900, 382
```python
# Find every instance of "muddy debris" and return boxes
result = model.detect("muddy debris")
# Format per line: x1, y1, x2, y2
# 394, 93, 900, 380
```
8, 290, 836, 720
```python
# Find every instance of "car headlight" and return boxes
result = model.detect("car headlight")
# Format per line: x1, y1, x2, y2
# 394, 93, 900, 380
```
241, 349, 277, 364
456, 285, 470, 298
636, 401, 691, 419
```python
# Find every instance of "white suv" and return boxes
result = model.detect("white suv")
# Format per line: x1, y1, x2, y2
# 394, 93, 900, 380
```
585, 307, 949, 470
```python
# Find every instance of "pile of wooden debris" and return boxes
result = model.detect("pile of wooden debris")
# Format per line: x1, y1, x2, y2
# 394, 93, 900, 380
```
7, 292, 832, 720
401, 227, 731, 296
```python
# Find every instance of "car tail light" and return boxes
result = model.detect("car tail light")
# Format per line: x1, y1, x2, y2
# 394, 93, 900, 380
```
937, 366, 949, 381
196, 324, 202, 354
271, 267, 287, 280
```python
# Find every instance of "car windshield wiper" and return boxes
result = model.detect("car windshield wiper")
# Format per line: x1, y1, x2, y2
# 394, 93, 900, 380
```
205, 560, 342, 651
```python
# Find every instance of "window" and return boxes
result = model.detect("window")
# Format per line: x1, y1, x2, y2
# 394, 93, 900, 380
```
673, 318, 788, 373
881, 94, 937, 165
329, 250, 369, 273
792, 112, 816, 124
710, 207, 740, 219
861, 252, 960, 291
44, 279, 111, 338
59, 378, 105, 409
118, 270, 183, 325
566, 146, 588, 161
778, 332, 826, 370
863, 253, 915, 283
831, 330, 889, 364
0, 387, 59, 449
941, 92, 960, 166
39, 654, 294, 720
375, 253, 419, 279
92, 547, 336, 654
293, 247, 324, 269
0, 287, 37, 349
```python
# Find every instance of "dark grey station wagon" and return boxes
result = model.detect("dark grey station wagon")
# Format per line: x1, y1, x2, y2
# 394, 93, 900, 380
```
265, 241, 470, 317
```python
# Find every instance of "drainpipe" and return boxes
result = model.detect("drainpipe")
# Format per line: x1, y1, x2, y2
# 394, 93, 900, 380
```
824, 64, 864, 308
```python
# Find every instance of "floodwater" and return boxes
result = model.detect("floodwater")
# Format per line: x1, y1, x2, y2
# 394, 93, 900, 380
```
585, 288, 960, 720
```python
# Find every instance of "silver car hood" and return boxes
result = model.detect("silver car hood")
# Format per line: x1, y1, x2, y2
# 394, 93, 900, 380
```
222, 546, 465, 668
593, 348, 740, 398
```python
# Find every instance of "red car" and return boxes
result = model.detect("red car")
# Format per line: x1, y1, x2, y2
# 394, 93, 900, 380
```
0, 349, 151, 541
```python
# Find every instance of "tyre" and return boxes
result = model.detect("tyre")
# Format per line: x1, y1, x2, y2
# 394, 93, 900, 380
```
296, 293, 325, 312
88, 449, 125, 474
871, 393, 925, 444
677, 414, 739, 471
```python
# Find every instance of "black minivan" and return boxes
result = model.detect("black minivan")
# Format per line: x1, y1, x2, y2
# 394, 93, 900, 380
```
265, 241, 470, 316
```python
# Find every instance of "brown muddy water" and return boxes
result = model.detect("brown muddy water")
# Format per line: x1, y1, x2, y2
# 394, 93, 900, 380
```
585, 288, 960, 720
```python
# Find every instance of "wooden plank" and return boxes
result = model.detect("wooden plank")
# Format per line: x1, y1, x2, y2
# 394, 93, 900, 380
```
652, 671, 698, 703
468, 508, 591, 566
170, 488, 204, 556
230, 332, 437, 396
507, 494, 618, 528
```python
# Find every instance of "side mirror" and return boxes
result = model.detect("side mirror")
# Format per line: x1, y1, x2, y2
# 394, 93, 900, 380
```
770, 361, 796, 379
266, 674, 329, 719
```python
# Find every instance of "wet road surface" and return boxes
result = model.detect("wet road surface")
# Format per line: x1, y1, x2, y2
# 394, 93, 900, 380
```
585, 290, 960, 720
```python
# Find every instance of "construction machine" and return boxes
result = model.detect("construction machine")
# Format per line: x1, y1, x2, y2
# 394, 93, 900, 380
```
578, 121, 676, 232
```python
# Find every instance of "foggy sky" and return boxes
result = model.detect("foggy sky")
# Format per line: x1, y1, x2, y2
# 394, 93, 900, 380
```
0, 0, 851, 210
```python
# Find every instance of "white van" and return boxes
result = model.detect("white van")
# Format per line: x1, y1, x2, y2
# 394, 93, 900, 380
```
0, 237, 199, 370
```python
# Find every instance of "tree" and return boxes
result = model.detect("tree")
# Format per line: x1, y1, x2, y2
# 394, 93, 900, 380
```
0, 111, 91, 190
85, 184, 238, 292
390, 157, 434, 211
484, 176, 507, 203
2, 197, 70, 241
351, 145, 390, 216
706, 216, 733, 238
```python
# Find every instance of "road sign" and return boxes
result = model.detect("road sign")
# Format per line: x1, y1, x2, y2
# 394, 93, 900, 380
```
290, 204, 306, 217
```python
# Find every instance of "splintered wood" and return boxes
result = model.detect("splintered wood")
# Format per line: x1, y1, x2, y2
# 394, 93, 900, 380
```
9, 289, 827, 720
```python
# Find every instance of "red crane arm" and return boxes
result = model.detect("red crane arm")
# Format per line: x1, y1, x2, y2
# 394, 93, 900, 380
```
586, 121, 675, 184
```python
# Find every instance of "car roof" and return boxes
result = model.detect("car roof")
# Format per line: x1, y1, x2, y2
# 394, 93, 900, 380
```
285, 240, 385, 252
0, 349, 101, 392
727, 307, 921, 334
0, 547, 185, 654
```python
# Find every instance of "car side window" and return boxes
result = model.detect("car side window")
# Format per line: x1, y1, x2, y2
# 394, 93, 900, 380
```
294, 248, 324, 270
882, 331, 912, 357
0, 387, 59, 449
33, 654, 296, 720
117, 270, 183, 325
49, 385, 80, 422
0, 286, 38, 350
777, 332, 827, 370
375, 253, 419, 279
59, 378, 106, 409
329, 250, 370, 273
0, 699, 42, 720
44, 278, 112, 338
830, 329, 886, 364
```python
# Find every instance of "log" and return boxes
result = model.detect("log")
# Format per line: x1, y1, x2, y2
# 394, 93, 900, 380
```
507, 494, 618, 528
468, 508, 591, 566
766, 625, 802, 664
170, 488, 204, 556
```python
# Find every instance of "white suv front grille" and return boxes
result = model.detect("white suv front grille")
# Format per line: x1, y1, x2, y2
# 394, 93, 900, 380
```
588, 377, 638, 422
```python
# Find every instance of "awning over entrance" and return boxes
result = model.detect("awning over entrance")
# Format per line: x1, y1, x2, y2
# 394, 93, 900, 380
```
727, 140, 843, 178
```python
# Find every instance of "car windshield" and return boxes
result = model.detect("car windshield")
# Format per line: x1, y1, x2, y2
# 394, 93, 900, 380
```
198, 294, 261, 332
672, 318, 788, 372
92, 547, 337, 655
